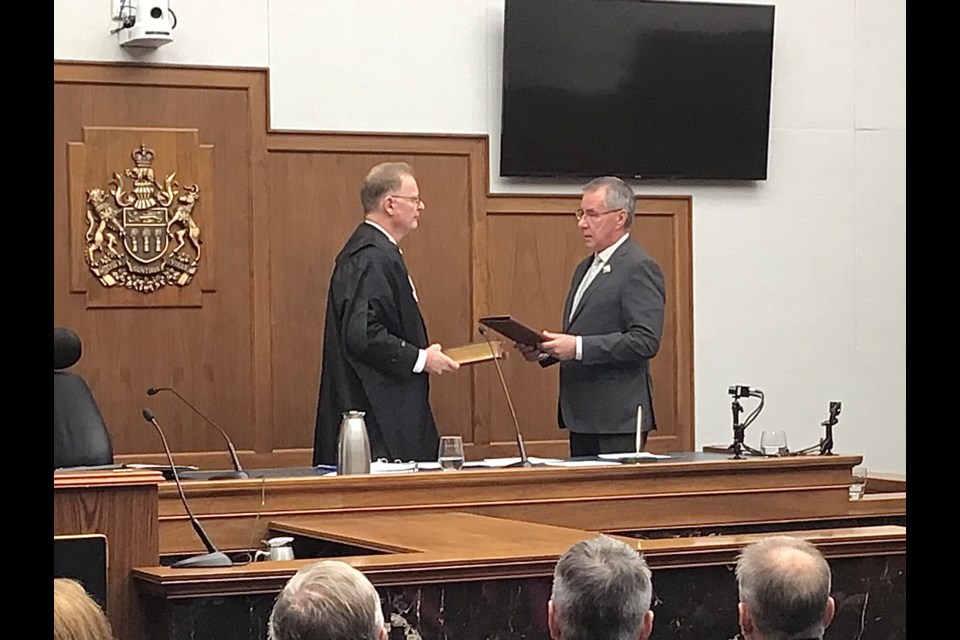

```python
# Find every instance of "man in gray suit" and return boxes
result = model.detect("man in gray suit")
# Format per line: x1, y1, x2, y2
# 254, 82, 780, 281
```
519, 177, 665, 456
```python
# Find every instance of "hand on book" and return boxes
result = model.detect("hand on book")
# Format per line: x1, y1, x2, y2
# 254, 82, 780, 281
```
515, 341, 544, 362
424, 343, 460, 375
539, 331, 577, 361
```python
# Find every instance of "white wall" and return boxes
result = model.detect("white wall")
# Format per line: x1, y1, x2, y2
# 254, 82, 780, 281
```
55, 0, 906, 473
53, 0, 269, 66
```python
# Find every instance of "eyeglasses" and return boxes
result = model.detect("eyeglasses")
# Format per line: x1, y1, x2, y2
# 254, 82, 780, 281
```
389, 194, 423, 207
574, 207, 623, 221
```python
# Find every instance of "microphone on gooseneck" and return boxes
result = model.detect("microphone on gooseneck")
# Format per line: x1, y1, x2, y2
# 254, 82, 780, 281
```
146, 387, 248, 479
141, 408, 232, 568
479, 326, 540, 468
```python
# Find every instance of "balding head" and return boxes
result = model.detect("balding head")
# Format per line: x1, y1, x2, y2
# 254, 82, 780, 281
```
736, 537, 835, 640
268, 561, 386, 640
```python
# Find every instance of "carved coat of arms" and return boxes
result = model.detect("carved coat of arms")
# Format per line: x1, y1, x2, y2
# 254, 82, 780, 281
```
84, 145, 203, 292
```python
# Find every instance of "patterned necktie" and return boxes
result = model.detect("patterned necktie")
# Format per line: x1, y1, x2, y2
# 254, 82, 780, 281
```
570, 255, 603, 320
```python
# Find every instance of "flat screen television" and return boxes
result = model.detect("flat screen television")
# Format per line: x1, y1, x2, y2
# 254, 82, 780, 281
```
500, 0, 776, 181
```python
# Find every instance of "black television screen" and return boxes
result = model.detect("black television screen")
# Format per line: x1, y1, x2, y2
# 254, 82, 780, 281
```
500, 0, 775, 180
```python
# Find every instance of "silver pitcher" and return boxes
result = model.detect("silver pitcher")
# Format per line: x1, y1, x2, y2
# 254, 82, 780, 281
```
337, 410, 371, 475
254, 536, 295, 562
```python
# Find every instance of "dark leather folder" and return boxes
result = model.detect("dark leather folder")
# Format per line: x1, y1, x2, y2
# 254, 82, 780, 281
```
479, 315, 543, 345
479, 316, 558, 367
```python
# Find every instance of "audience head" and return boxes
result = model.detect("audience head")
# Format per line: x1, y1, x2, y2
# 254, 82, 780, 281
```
736, 536, 836, 640
54, 578, 114, 640
268, 560, 387, 640
549, 535, 654, 640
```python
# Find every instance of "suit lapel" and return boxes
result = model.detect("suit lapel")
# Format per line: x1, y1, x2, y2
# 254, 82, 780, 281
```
567, 239, 632, 328
564, 256, 594, 331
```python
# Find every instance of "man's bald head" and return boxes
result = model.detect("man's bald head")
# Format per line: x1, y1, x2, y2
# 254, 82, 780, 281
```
736, 536, 835, 640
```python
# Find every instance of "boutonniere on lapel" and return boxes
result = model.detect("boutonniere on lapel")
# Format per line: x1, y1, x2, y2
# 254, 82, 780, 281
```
602, 264, 612, 274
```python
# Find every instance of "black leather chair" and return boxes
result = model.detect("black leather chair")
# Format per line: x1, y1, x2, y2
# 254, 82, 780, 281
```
54, 327, 114, 469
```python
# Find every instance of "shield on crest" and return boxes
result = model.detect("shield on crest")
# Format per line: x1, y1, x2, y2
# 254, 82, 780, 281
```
123, 206, 170, 264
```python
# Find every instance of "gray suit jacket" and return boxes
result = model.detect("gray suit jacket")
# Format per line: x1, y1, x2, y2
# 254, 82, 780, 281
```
555, 237, 666, 435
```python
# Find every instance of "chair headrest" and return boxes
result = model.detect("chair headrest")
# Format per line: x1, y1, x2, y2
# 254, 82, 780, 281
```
54, 327, 82, 370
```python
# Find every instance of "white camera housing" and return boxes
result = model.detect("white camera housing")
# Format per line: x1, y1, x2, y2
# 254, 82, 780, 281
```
116, 0, 175, 49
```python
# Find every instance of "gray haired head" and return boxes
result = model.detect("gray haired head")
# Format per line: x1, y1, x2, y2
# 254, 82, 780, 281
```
583, 176, 636, 228
736, 537, 834, 640
360, 162, 415, 214
550, 535, 653, 640
268, 560, 385, 640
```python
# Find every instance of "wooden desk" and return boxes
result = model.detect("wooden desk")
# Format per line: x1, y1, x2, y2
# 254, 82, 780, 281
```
133, 514, 906, 640
156, 453, 902, 555
54, 469, 165, 640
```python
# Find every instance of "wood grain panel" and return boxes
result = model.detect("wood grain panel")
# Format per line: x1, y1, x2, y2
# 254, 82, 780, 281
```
266, 152, 475, 451
54, 470, 162, 640
153, 455, 872, 554
65, 127, 216, 307
481, 195, 693, 457
54, 67, 258, 460
136, 510, 905, 597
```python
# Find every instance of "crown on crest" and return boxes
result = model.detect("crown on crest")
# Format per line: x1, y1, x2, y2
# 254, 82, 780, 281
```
131, 144, 156, 168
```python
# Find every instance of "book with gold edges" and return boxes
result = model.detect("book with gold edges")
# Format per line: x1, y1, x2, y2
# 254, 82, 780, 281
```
445, 340, 505, 365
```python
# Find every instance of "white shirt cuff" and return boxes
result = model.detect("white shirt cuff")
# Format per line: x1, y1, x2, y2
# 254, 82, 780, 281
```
575, 336, 583, 361
413, 348, 428, 373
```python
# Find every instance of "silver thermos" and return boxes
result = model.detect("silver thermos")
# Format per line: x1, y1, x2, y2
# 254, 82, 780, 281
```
337, 410, 371, 475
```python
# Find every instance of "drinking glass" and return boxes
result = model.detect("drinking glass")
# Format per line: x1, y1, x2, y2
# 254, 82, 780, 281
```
760, 430, 788, 456
849, 466, 867, 500
438, 436, 465, 471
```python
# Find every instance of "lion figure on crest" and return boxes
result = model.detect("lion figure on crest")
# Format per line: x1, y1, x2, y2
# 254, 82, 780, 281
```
166, 184, 203, 259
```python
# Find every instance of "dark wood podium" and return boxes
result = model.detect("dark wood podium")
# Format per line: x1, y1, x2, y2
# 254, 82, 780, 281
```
54, 469, 164, 640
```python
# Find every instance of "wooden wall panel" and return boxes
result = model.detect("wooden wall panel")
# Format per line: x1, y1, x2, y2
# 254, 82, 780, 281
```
54, 66, 258, 461
53, 62, 692, 467
266, 151, 474, 452
480, 212, 585, 455
483, 196, 693, 456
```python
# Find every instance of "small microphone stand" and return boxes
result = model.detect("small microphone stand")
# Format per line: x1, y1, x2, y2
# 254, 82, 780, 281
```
479, 327, 543, 468
793, 402, 841, 456
727, 389, 764, 460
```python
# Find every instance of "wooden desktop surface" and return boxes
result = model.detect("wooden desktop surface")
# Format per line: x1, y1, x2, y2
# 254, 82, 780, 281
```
154, 453, 905, 555
133, 511, 906, 599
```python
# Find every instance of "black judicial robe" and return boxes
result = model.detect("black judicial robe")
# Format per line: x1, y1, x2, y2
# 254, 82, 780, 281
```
313, 223, 439, 465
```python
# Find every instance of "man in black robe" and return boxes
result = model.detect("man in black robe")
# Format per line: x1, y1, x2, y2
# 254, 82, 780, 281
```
313, 162, 460, 465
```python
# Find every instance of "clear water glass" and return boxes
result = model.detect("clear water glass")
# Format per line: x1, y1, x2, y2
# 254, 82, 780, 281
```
760, 430, 788, 456
438, 436, 465, 471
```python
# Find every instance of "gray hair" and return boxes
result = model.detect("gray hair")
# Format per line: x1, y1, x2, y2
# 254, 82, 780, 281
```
736, 537, 833, 640
360, 162, 415, 214
268, 560, 385, 640
583, 176, 636, 228
551, 535, 653, 640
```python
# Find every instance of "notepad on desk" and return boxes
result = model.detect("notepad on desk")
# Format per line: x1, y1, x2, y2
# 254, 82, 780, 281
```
598, 452, 670, 461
